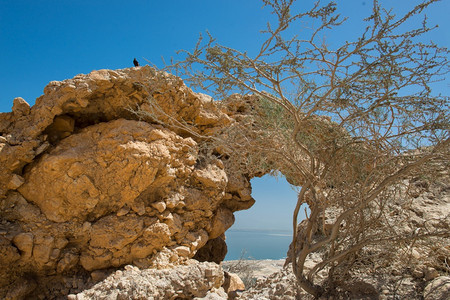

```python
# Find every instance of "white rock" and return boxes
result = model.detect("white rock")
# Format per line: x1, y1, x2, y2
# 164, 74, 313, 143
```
76, 261, 224, 299
174, 245, 191, 257
152, 201, 166, 213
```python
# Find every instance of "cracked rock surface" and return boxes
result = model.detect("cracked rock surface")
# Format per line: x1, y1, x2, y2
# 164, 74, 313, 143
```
0, 67, 258, 298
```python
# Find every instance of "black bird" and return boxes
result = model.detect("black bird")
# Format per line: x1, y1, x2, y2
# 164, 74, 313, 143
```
133, 58, 139, 67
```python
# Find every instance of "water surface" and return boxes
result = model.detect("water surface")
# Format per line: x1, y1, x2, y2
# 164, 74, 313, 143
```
224, 229, 292, 260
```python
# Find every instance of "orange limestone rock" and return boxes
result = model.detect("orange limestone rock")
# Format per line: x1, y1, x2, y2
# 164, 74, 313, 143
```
0, 67, 258, 298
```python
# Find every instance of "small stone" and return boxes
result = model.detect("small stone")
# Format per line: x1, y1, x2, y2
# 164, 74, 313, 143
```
12, 97, 30, 116
169, 253, 179, 262
35, 142, 50, 156
131, 201, 146, 216
424, 267, 439, 281
166, 198, 178, 209
151, 201, 166, 213
7, 174, 25, 190
76, 293, 87, 300
124, 265, 138, 271
116, 205, 130, 216
163, 212, 173, 221
223, 271, 245, 294
410, 249, 421, 260
67, 294, 77, 300
174, 246, 190, 257
113, 270, 123, 279
12, 233, 34, 259
32, 235, 55, 265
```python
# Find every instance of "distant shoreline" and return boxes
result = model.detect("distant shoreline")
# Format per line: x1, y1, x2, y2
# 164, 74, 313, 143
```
227, 228, 292, 233
225, 229, 291, 260
223, 258, 287, 262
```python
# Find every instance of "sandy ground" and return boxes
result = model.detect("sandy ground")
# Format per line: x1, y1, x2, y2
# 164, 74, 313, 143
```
222, 259, 286, 279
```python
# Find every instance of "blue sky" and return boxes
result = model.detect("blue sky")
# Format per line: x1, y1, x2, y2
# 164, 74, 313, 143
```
1, 0, 448, 231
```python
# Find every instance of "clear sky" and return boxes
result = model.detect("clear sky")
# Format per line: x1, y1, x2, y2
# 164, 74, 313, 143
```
1, 0, 448, 231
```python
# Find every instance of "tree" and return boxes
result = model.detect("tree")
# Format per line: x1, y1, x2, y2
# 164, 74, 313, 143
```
168, 0, 449, 297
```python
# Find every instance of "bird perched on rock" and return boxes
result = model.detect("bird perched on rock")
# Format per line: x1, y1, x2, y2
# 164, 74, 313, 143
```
133, 58, 139, 67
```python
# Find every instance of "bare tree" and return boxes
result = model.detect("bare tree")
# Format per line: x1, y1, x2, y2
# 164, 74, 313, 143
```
168, 0, 449, 297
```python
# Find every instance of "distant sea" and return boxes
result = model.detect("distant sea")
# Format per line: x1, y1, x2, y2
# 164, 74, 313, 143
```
224, 229, 292, 261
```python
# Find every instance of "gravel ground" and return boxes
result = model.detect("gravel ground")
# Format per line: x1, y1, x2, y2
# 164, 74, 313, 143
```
222, 259, 286, 280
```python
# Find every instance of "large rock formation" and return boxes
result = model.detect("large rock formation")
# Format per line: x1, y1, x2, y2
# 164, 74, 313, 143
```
0, 67, 258, 298
2, 66, 448, 299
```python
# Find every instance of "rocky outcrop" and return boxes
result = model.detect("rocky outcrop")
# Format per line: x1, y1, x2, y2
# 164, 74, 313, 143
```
74, 261, 226, 300
0, 67, 258, 298
3, 66, 447, 299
